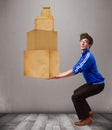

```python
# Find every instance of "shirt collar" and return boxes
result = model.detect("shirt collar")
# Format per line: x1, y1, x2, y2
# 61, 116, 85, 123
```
81, 48, 90, 56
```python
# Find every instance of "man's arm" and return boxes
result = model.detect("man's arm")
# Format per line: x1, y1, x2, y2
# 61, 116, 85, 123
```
55, 69, 74, 79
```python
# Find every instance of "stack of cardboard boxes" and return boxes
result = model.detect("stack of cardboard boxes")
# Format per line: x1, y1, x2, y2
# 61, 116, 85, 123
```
24, 6, 60, 78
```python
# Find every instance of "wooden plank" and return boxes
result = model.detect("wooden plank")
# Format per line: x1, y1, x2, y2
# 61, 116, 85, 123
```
53, 114, 61, 130
100, 113, 112, 121
0, 114, 29, 130
14, 114, 37, 130
0, 113, 112, 130
58, 114, 75, 130
31, 114, 48, 130
45, 114, 60, 130
0, 114, 7, 118
68, 114, 92, 130
90, 113, 112, 130
0, 114, 18, 127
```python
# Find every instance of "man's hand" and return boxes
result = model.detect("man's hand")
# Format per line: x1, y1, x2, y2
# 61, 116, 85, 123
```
47, 69, 74, 80
47, 75, 61, 80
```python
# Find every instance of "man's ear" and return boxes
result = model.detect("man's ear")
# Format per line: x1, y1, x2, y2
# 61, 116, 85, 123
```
89, 44, 92, 48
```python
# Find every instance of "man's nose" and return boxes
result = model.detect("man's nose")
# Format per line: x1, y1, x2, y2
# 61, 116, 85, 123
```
81, 42, 84, 45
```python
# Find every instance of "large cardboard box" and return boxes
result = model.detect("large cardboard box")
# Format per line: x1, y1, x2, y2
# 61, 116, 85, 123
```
27, 30, 57, 50
49, 50, 60, 77
24, 50, 60, 78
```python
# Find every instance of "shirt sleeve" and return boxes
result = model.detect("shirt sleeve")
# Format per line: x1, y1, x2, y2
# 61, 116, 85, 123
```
72, 53, 93, 74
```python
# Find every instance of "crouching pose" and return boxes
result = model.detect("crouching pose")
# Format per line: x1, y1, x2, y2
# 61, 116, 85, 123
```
50, 33, 105, 126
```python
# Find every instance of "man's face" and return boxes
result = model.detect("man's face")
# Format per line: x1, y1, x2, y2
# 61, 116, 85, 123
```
80, 38, 91, 51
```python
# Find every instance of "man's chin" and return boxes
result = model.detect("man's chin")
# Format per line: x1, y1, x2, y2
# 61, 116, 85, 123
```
81, 48, 86, 51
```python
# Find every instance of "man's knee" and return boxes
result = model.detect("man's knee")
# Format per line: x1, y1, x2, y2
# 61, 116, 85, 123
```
71, 94, 78, 101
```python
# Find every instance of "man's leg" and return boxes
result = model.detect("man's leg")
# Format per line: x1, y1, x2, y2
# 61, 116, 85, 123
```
71, 84, 91, 120
71, 83, 104, 125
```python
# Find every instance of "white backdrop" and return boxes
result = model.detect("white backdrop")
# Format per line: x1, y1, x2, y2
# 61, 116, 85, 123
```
0, 0, 112, 113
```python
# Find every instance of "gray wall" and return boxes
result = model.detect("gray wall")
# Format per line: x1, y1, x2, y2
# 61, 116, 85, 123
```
0, 0, 112, 113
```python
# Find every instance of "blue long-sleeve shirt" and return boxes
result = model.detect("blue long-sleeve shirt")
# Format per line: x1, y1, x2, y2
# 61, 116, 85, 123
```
72, 49, 105, 84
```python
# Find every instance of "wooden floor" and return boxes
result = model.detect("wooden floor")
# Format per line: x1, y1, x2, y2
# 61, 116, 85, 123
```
0, 113, 112, 130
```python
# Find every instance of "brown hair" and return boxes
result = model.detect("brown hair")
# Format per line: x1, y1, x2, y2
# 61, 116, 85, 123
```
80, 33, 93, 46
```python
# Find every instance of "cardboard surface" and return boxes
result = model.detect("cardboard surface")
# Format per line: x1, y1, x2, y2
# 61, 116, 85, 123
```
49, 50, 60, 77
24, 6, 60, 78
35, 19, 54, 31
35, 6, 54, 31
27, 30, 57, 50
24, 50, 49, 78
24, 50, 60, 78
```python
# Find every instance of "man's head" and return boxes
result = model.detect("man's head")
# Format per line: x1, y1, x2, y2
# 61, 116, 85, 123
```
80, 33, 93, 50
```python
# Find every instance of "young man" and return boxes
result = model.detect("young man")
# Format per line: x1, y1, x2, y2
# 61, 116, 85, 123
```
50, 33, 105, 126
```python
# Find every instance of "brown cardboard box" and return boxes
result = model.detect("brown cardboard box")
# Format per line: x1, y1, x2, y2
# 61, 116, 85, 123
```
24, 50, 60, 78
24, 50, 49, 78
24, 6, 60, 78
34, 6, 54, 31
27, 30, 57, 50
35, 18, 54, 31
49, 50, 60, 78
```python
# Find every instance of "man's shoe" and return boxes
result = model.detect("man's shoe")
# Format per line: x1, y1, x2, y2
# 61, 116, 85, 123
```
89, 111, 93, 117
74, 117, 92, 126
74, 120, 83, 125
